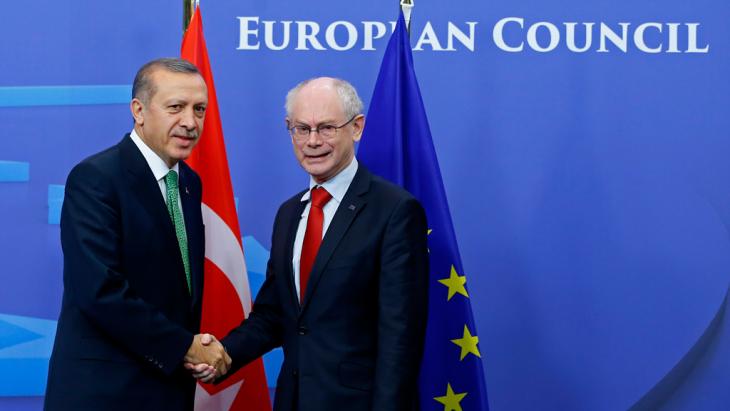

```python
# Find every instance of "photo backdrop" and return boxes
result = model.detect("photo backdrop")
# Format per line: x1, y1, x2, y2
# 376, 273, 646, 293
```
1, 1, 729, 410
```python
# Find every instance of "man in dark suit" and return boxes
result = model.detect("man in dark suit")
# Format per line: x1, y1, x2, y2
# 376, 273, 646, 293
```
44, 58, 230, 411
194, 77, 429, 410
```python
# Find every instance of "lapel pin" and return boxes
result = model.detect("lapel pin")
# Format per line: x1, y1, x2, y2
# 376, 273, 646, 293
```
185, 186, 190, 195
348, 204, 356, 211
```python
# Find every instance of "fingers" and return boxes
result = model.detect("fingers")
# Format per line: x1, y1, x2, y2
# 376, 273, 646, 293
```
184, 334, 206, 364
200, 333, 216, 346
185, 362, 217, 382
184, 333, 231, 379
198, 367, 218, 384
185, 362, 211, 373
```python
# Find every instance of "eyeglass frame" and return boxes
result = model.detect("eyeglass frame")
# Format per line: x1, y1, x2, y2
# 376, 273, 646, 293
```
286, 114, 359, 142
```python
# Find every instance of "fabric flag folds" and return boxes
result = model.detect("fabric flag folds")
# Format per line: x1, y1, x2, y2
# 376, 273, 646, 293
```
181, 6, 272, 411
358, 11, 489, 411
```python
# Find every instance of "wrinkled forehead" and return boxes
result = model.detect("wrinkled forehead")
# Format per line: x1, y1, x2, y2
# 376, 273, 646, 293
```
150, 69, 207, 93
290, 82, 344, 122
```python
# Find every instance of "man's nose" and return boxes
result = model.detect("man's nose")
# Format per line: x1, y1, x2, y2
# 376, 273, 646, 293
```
305, 129, 324, 146
179, 108, 197, 129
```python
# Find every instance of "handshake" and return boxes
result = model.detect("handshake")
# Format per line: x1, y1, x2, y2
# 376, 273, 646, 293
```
184, 333, 231, 383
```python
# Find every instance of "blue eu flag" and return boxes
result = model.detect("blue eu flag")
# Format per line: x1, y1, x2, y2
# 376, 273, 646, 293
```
358, 10, 490, 411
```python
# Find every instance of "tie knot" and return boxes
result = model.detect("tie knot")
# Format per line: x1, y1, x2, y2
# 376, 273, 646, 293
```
310, 187, 332, 208
165, 170, 178, 190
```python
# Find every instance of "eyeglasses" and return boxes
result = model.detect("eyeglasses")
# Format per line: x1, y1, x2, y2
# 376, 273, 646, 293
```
287, 115, 358, 141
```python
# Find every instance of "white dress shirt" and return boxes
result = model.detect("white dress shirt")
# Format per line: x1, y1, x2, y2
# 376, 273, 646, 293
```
129, 130, 183, 217
292, 158, 359, 301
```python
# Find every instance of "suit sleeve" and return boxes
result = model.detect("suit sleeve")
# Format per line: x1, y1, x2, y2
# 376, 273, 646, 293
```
220, 209, 286, 375
372, 197, 430, 410
61, 162, 193, 375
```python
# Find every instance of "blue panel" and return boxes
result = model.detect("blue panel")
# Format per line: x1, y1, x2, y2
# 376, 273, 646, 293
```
0, 314, 57, 397
0, 161, 29, 182
0, 359, 50, 396
0, 85, 131, 107
247, 271, 266, 299
0, 319, 42, 350
243, 236, 271, 275
47, 185, 64, 225
262, 348, 284, 388
47, 185, 64, 202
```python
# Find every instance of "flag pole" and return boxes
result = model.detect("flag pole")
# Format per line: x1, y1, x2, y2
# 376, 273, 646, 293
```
399, 0, 413, 34
183, 0, 198, 32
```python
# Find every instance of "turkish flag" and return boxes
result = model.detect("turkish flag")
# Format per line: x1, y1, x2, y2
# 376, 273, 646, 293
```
182, 6, 272, 411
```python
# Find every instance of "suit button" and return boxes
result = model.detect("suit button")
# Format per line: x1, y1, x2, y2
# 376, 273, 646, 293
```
297, 326, 308, 335
292, 370, 298, 377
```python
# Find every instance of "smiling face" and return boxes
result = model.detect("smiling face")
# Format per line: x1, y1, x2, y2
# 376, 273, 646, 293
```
286, 78, 364, 184
130, 68, 208, 168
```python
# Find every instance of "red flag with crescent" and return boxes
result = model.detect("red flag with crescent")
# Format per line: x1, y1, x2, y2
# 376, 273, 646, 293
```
182, 6, 272, 411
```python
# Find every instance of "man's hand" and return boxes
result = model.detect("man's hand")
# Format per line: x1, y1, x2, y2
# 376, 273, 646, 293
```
184, 362, 217, 383
184, 333, 231, 380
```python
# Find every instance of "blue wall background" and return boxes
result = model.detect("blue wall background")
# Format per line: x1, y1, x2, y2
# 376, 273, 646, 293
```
1, 1, 729, 410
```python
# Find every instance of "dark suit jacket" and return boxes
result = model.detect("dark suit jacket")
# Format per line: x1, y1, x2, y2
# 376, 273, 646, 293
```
44, 135, 205, 411
222, 165, 429, 411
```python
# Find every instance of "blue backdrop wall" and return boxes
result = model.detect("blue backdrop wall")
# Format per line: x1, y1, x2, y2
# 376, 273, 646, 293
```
1, 1, 729, 410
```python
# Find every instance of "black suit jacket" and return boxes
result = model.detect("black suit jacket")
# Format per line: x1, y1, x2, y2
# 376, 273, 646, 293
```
44, 135, 205, 411
222, 165, 429, 411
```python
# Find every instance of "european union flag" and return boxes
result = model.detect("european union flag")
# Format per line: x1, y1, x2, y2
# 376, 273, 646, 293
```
358, 10, 489, 411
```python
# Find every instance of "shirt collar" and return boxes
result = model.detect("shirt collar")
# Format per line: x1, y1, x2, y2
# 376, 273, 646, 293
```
300, 158, 359, 204
130, 130, 179, 182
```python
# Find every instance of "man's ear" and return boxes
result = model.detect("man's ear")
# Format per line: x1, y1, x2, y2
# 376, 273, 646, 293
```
130, 98, 145, 126
352, 114, 365, 142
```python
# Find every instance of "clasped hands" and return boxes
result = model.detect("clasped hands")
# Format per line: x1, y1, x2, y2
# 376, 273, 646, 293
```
184, 333, 230, 383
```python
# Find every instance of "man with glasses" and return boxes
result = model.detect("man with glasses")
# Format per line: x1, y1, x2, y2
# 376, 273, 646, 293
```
193, 77, 429, 411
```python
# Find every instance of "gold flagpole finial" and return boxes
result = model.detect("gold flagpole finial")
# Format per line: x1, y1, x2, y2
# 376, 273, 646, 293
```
183, 0, 198, 33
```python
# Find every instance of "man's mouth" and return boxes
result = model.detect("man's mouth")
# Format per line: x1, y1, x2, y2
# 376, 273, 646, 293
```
172, 130, 199, 140
306, 152, 330, 159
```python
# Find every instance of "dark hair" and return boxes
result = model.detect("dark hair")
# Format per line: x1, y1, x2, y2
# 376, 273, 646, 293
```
132, 58, 201, 103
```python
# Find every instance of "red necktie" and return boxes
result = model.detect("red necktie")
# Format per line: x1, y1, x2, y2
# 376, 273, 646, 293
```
300, 187, 332, 302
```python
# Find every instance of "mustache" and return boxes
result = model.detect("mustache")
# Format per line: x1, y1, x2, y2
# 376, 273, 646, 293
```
174, 129, 200, 139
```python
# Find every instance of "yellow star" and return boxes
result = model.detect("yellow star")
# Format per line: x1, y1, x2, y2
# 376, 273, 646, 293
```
427, 229, 433, 253
451, 325, 481, 361
434, 383, 467, 411
438, 265, 468, 301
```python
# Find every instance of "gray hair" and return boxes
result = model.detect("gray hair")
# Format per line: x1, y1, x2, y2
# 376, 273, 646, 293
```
132, 57, 201, 104
285, 77, 364, 120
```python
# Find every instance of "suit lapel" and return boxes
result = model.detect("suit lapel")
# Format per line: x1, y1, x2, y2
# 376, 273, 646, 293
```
118, 135, 188, 295
119, 135, 177, 241
285, 198, 308, 308
300, 166, 371, 312
179, 163, 203, 307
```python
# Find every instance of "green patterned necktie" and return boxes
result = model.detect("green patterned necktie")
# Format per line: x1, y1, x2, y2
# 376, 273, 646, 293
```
165, 170, 191, 295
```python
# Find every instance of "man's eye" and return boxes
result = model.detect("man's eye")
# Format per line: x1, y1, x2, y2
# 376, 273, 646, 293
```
320, 125, 336, 132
